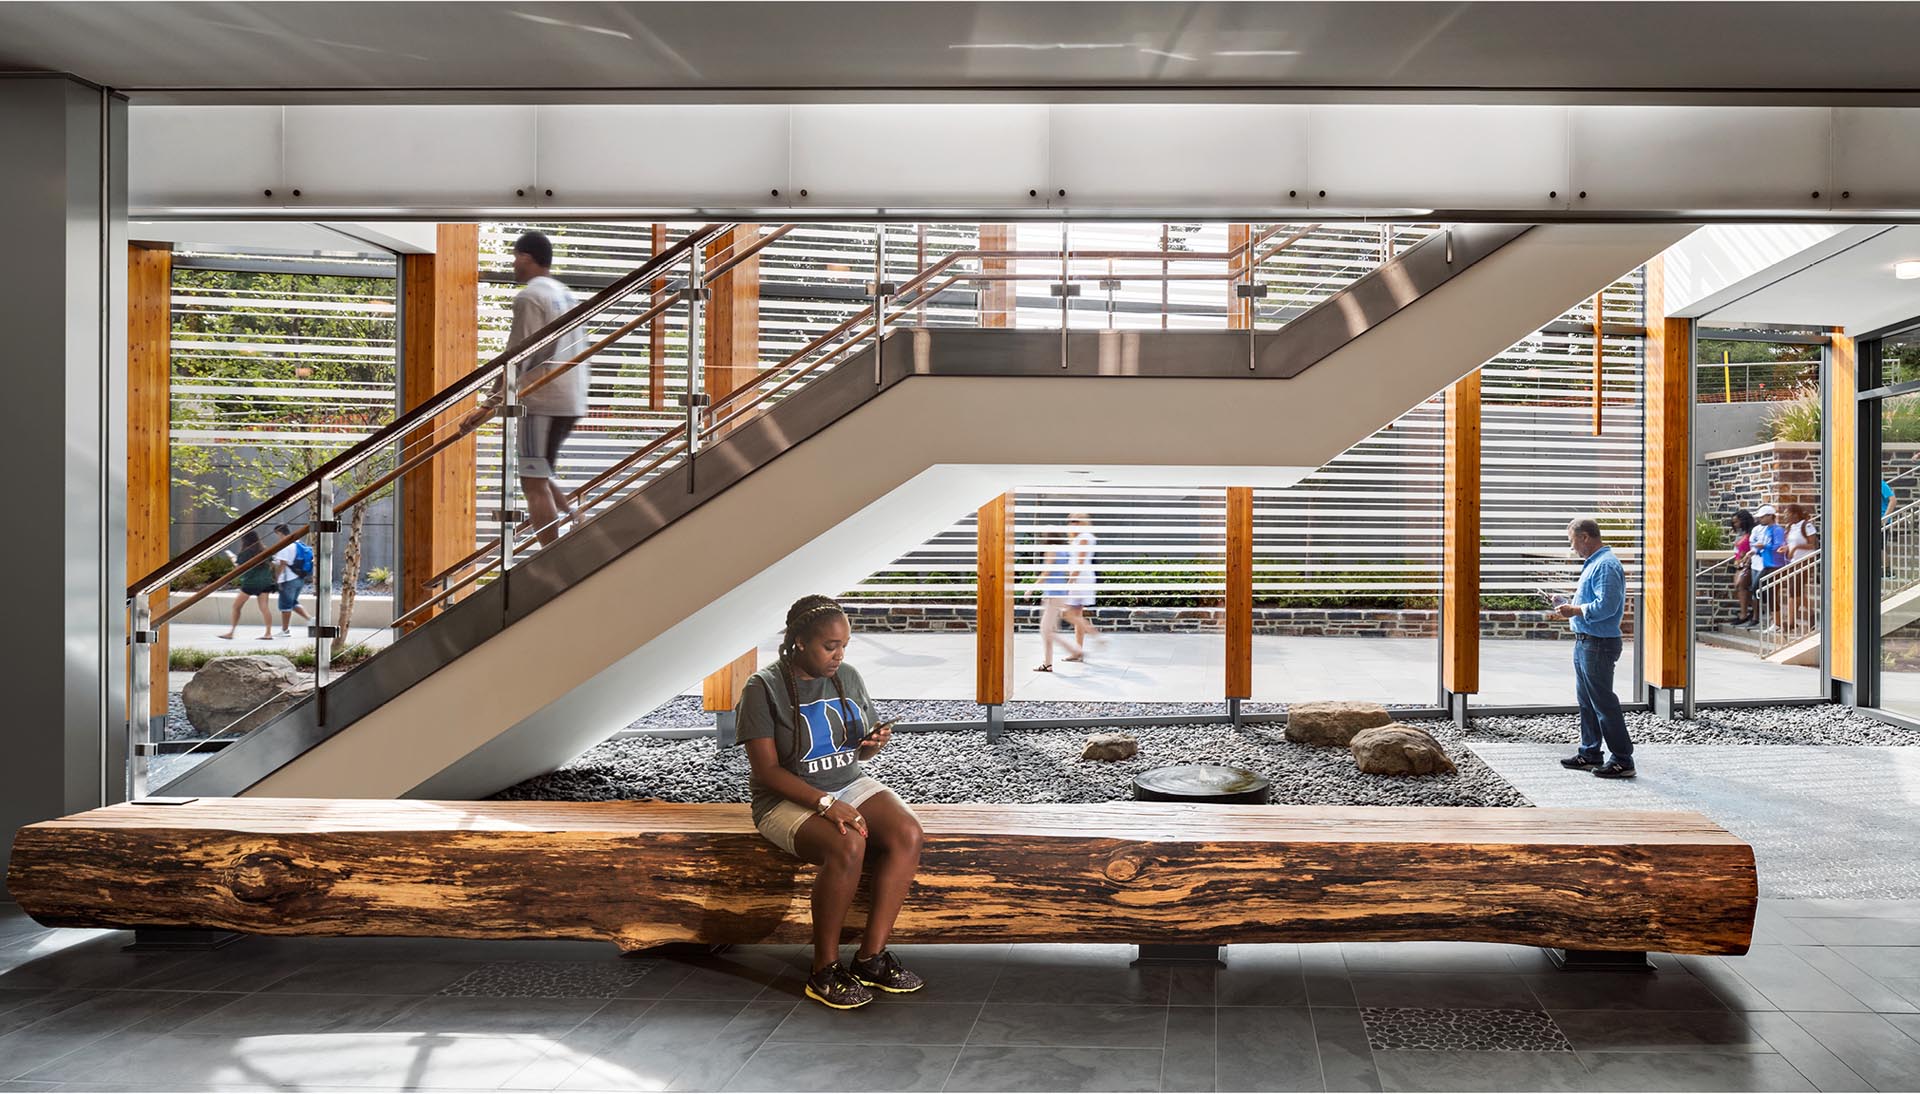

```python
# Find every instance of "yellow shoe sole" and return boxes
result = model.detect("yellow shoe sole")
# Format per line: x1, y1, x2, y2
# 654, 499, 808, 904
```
804, 983, 872, 1009
854, 976, 925, 994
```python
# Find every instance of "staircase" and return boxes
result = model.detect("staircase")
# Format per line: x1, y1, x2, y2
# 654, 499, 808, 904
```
130, 221, 1694, 801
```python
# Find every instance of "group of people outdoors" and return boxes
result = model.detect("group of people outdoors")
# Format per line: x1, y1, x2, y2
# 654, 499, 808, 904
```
216, 522, 314, 641
1726, 502, 1821, 632
1031, 513, 1101, 671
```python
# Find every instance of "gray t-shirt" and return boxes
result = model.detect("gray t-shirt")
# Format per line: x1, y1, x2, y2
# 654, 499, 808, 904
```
735, 663, 877, 823
512, 275, 590, 418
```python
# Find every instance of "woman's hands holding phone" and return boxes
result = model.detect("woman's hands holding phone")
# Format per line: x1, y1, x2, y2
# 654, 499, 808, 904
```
857, 719, 898, 759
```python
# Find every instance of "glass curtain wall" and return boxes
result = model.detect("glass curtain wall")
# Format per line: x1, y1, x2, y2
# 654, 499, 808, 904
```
1868, 328, 1920, 719
1476, 273, 1647, 707
1691, 327, 1826, 701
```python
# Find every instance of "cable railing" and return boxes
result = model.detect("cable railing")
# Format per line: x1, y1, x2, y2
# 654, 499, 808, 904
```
128, 220, 1445, 797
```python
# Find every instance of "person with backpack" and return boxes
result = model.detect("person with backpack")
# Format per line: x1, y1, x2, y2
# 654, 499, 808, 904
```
271, 522, 314, 637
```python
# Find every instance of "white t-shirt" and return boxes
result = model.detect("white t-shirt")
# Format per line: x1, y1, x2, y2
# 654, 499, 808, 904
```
512, 275, 591, 418
273, 544, 300, 585
1786, 518, 1819, 557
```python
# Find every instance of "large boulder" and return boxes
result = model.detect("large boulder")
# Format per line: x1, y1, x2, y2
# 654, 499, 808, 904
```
1350, 725, 1458, 776
181, 655, 314, 736
1081, 733, 1138, 762
1286, 700, 1392, 746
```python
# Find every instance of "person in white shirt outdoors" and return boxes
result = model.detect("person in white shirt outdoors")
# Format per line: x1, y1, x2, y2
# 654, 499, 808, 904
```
1063, 512, 1102, 655
1746, 505, 1788, 631
733, 595, 926, 1011
1554, 517, 1635, 779
463, 231, 589, 547
1032, 529, 1082, 672
269, 523, 313, 636
1780, 503, 1822, 632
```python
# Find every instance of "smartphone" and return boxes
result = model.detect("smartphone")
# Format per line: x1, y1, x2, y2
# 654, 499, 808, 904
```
861, 718, 900, 742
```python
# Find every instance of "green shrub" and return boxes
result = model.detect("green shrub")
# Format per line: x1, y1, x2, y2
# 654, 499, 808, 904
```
169, 553, 235, 592
169, 644, 377, 672
1696, 512, 1729, 551
366, 566, 393, 587
1765, 389, 1822, 442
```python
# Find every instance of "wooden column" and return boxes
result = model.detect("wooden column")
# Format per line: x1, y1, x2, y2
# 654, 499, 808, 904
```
648, 224, 668, 412
1226, 487, 1253, 700
703, 649, 759, 715
1641, 257, 1690, 692
1829, 327, 1859, 684
978, 225, 1015, 328
1227, 225, 1253, 329
704, 226, 761, 404
127, 243, 171, 720
976, 493, 1016, 706
1443, 372, 1482, 698
399, 224, 480, 630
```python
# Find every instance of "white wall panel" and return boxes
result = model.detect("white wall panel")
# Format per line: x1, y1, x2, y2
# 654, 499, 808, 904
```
282, 106, 536, 206
1833, 109, 1920, 211
536, 106, 789, 207
1569, 107, 1830, 211
788, 105, 1048, 208
1306, 106, 1568, 211
1048, 105, 1306, 209
130, 105, 281, 208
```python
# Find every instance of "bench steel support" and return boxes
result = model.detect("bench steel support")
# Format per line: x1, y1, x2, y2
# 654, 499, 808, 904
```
1133, 944, 1225, 968
125, 927, 242, 952
1547, 948, 1655, 972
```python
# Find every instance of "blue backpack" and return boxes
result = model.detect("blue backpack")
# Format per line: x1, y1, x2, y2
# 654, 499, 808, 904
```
291, 540, 314, 578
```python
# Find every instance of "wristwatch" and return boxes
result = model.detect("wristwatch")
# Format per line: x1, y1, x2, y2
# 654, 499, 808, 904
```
815, 794, 834, 815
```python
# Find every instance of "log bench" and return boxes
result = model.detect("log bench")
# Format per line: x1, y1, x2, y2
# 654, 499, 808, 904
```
6, 799, 1757, 960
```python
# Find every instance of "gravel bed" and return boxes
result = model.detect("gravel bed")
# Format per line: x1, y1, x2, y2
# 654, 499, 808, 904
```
498, 718, 1529, 808
1453, 705, 1920, 748
622, 697, 1920, 747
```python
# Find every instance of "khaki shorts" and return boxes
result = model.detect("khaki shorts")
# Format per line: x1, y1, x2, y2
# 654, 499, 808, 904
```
755, 776, 911, 856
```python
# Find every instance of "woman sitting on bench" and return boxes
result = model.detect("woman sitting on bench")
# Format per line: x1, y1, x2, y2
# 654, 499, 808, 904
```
735, 594, 927, 1010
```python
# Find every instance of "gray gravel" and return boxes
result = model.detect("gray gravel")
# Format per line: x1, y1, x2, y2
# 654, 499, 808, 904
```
1451, 705, 1920, 748
496, 718, 1529, 808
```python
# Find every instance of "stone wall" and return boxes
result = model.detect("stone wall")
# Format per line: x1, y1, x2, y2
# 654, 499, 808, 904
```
842, 604, 1633, 641
1704, 441, 1920, 521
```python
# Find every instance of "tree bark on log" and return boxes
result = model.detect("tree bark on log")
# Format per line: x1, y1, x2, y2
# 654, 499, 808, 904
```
7, 800, 1757, 955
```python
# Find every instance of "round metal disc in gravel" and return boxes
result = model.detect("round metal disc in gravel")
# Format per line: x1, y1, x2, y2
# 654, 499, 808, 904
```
1133, 764, 1272, 804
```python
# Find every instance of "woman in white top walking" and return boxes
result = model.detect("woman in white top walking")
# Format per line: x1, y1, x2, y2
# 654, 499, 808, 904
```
1064, 512, 1102, 656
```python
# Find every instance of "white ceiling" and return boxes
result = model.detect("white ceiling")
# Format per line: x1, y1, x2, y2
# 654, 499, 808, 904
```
1702, 226, 1920, 336
5, 2, 1920, 102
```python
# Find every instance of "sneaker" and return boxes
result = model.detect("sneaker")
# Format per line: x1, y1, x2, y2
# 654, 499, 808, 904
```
851, 949, 926, 994
1559, 754, 1602, 770
278, 629, 293, 637
803, 962, 873, 1010
1592, 760, 1637, 779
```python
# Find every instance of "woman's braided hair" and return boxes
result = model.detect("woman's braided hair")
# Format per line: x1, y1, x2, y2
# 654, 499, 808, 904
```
778, 595, 853, 747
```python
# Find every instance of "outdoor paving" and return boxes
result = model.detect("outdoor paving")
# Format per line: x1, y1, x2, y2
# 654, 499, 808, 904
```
1, 901, 1917, 1092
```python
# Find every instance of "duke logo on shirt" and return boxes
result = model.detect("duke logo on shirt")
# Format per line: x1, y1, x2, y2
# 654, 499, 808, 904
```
796, 697, 864, 775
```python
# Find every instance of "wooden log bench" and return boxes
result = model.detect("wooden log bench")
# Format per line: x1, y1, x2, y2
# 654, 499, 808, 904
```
6, 799, 1757, 960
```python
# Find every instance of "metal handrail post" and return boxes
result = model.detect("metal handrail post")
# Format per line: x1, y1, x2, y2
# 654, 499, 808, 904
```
311, 476, 339, 705
873, 227, 889, 386
684, 245, 707, 483
499, 359, 521, 574
128, 595, 152, 800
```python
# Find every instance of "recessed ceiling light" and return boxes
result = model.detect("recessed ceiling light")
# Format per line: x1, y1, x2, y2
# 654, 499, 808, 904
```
1897, 260, 1920, 280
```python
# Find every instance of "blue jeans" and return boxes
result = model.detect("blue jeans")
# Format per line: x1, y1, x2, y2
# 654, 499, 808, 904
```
1573, 636, 1633, 765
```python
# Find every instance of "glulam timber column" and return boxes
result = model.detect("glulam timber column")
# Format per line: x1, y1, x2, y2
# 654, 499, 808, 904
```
1829, 327, 1859, 702
1227, 225, 1254, 329
698, 227, 766, 727
978, 225, 1015, 328
399, 225, 479, 631
1642, 259, 1690, 718
705, 226, 761, 410
977, 493, 1017, 739
707, 649, 759, 748
1226, 487, 1253, 722
1442, 372, 1482, 725
128, 244, 171, 737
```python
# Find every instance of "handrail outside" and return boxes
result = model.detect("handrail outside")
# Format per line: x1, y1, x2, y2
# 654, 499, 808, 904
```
129, 223, 728, 600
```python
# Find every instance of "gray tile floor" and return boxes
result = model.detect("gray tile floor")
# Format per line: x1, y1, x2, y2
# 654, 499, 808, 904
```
4, 906, 1920, 1092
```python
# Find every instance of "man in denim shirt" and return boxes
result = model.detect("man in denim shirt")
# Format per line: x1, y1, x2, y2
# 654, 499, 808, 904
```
1554, 517, 1635, 778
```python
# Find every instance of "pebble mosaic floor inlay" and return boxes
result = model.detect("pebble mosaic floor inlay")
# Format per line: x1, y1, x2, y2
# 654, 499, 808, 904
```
1360, 1007, 1575, 1052
435, 958, 661, 998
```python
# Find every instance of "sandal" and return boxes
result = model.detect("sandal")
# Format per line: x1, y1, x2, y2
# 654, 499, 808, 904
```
1034, 663, 1053, 672
1063, 654, 1084, 663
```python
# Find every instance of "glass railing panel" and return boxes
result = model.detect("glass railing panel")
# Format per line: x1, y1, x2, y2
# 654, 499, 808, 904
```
137, 491, 322, 795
